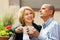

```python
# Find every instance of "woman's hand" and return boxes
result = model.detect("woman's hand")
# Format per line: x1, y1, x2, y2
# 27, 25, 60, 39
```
15, 26, 23, 33
27, 28, 40, 38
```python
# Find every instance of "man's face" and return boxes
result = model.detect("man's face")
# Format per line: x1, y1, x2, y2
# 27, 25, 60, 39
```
39, 4, 52, 18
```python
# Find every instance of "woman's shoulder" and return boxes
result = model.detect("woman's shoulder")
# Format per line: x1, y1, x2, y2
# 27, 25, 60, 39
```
33, 23, 42, 32
33, 23, 42, 27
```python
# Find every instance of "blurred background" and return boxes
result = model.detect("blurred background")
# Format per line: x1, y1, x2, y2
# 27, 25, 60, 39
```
0, 0, 60, 25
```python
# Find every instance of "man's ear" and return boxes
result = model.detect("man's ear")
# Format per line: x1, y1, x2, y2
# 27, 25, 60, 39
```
49, 10, 53, 15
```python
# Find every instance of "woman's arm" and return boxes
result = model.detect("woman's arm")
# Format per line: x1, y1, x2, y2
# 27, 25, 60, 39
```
12, 25, 23, 33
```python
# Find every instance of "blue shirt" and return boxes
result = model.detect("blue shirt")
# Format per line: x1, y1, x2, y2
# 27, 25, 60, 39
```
37, 17, 60, 40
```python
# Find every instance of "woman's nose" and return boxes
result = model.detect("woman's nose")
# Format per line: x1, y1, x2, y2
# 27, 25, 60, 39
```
28, 14, 31, 16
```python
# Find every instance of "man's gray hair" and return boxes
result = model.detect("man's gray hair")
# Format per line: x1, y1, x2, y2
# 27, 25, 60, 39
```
48, 4, 55, 15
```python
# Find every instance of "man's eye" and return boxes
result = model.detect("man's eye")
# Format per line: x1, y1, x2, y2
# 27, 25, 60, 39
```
42, 8, 45, 9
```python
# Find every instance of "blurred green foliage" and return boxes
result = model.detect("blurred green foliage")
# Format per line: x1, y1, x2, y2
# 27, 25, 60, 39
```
0, 13, 14, 36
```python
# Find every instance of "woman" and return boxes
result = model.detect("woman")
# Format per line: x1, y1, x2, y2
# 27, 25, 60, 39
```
11, 6, 42, 40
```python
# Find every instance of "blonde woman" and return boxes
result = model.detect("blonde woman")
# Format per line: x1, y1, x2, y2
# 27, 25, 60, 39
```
12, 6, 42, 40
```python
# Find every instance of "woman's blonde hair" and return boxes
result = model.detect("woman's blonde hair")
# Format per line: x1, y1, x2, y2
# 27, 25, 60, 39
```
18, 6, 35, 26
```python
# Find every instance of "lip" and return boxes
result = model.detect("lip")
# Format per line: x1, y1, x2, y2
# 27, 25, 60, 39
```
27, 18, 32, 20
27, 17, 33, 20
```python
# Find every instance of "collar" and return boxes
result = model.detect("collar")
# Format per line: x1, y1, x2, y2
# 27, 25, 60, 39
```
43, 17, 54, 29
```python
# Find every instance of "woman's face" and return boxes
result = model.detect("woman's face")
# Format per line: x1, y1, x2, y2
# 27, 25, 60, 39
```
23, 9, 34, 23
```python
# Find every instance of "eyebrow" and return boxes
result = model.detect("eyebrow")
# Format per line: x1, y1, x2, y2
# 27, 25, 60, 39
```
42, 8, 46, 9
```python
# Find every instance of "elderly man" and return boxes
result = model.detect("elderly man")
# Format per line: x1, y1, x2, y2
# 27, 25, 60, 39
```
29, 4, 60, 40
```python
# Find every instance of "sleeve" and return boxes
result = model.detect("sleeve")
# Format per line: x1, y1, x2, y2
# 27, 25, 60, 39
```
38, 32, 58, 40
37, 25, 42, 32
38, 33, 49, 40
38, 25, 59, 40
33, 23, 42, 32
12, 25, 20, 32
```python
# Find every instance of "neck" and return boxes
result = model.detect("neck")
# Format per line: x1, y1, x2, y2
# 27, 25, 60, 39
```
25, 22, 32, 26
42, 16, 52, 22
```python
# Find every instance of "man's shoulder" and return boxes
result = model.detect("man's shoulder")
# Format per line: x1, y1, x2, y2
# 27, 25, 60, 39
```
52, 20, 59, 25
49, 20, 60, 29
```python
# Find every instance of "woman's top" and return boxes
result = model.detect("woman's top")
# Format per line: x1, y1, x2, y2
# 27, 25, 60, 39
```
12, 23, 42, 40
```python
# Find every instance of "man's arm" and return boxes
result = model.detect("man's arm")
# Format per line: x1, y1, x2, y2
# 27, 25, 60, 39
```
38, 25, 59, 40
29, 27, 59, 40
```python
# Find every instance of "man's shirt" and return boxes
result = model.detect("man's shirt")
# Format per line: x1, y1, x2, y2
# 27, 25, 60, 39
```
38, 17, 60, 40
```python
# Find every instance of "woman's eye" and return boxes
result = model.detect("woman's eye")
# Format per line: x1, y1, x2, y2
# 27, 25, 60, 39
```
25, 13, 32, 15
30, 13, 32, 14
25, 13, 29, 15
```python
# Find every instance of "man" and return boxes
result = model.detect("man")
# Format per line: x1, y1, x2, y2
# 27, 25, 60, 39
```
29, 4, 60, 40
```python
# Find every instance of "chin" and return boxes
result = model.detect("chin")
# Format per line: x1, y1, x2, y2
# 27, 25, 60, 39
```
28, 21, 32, 23
40, 15, 43, 17
40, 16, 44, 18
27, 20, 32, 23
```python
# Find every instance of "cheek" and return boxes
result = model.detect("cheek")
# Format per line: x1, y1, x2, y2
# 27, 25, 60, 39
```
43, 10, 48, 14
31, 14, 34, 18
31, 15, 34, 20
44, 12, 49, 16
23, 16, 27, 20
42, 11, 46, 15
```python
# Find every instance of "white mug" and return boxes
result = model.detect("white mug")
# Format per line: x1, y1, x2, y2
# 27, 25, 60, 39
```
27, 26, 34, 34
